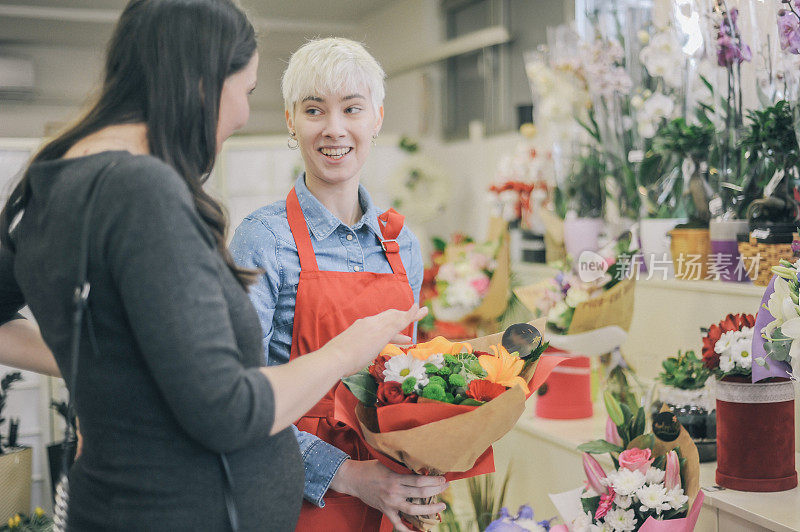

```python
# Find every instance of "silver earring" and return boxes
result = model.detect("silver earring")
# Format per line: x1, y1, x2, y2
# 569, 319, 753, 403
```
371, 134, 377, 146
287, 132, 299, 150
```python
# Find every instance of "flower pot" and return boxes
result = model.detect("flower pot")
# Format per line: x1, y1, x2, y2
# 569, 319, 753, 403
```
639, 218, 685, 279
715, 379, 797, 492
534, 349, 592, 419
0, 446, 32, 521
563, 217, 604, 259
657, 384, 716, 463
709, 219, 750, 282
47, 440, 78, 500
669, 228, 711, 281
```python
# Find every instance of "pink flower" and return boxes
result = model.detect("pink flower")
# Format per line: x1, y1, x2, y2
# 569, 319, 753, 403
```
595, 488, 616, 520
469, 275, 490, 295
665, 450, 681, 490
582, 453, 608, 495
618, 448, 654, 475
605, 417, 622, 447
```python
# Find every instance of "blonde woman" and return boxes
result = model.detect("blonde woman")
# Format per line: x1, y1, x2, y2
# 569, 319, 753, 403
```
230, 38, 446, 531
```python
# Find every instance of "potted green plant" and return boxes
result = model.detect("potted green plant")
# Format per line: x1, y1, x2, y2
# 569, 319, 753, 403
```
0, 508, 53, 532
656, 350, 716, 462
0, 372, 32, 522
555, 145, 607, 258
651, 117, 716, 280
47, 400, 77, 500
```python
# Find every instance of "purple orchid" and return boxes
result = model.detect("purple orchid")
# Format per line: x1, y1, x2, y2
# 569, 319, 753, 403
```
485, 505, 554, 531
778, 8, 800, 54
716, 7, 752, 67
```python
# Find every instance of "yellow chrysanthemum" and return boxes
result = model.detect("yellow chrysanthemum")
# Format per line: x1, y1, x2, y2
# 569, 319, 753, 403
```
34, 508, 44, 517
478, 345, 526, 389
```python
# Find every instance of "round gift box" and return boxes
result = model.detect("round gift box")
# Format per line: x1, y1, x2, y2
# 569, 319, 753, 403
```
534, 352, 592, 419
715, 379, 797, 492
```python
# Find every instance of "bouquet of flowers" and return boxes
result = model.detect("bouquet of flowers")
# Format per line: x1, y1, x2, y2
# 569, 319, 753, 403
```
752, 259, 800, 381
334, 327, 567, 531
550, 393, 704, 532
431, 239, 499, 322
700, 313, 756, 378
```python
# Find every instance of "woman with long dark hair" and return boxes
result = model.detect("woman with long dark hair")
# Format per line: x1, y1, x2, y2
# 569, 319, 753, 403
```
0, 1, 424, 529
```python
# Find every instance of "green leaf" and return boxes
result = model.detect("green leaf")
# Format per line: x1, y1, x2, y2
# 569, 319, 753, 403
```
632, 407, 645, 439
604, 390, 624, 425
341, 370, 377, 406
577, 439, 625, 454
620, 403, 633, 425
580, 495, 601, 516
459, 398, 484, 406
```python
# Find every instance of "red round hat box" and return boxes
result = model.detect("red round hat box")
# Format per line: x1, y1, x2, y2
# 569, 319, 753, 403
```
534, 347, 592, 419
715, 379, 797, 492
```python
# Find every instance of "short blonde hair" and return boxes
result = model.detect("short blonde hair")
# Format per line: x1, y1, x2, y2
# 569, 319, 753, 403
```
281, 37, 386, 116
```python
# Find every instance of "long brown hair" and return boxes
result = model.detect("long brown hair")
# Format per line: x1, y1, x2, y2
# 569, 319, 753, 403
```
0, 0, 259, 286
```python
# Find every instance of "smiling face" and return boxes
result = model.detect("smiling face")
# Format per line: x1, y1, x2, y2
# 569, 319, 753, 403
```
217, 52, 259, 150
286, 87, 383, 187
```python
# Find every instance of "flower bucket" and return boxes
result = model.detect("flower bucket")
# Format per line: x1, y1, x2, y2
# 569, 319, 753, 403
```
668, 228, 711, 281
640, 217, 685, 279
715, 379, 797, 492
563, 217, 603, 259
534, 349, 592, 419
0, 447, 32, 521
709, 219, 749, 282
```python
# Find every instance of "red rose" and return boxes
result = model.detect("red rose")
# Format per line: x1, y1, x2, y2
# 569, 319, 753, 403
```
377, 381, 415, 406
369, 355, 389, 383
465, 379, 506, 402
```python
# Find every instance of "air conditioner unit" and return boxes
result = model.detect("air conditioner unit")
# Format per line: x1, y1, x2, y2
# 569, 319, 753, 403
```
0, 56, 34, 100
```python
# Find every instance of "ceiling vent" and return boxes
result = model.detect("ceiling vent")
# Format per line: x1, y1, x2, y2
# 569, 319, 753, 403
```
0, 55, 34, 100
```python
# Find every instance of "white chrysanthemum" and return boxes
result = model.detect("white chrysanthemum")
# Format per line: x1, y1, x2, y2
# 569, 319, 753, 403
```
665, 486, 689, 510
614, 494, 632, 509
590, 523, 613, 532
383, 354, 429, 389
424, 353, 445, 369
570, 512, 593, 532
606, 468, 647, 496
602, 508, 636, 531
635, 483, 669, 513
714, 330, 736, 355
644, 467, 665, 485
730, 336, 753, 370
719, 355, 735, 373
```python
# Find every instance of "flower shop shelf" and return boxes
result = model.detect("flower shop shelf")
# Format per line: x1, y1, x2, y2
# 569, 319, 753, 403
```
489, 399, 800, 532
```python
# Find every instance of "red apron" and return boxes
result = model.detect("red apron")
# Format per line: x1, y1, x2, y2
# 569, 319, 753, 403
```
287, 188, 414, 532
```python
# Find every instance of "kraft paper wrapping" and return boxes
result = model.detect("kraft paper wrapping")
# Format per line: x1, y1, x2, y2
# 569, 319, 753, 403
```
651, 404, 701, 503
0, 447, 32, 521
514, 279, 636, 335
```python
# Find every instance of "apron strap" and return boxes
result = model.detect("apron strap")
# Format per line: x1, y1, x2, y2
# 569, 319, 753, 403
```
377, 209, 407, 276
286, 188, 319, 272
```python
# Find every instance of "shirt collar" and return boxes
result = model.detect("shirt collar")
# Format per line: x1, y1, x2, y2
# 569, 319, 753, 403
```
294, 175, 385, 241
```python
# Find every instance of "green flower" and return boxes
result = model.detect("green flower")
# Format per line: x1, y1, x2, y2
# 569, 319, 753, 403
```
449, 374, 466, 388
421, 383, 446, 402
444, 392, 455, 404
402, 377, 417, 395
428, 376, 446, 389
424, 363, 439, 374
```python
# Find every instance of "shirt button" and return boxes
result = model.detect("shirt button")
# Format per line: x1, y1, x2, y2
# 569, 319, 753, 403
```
353, 265, 361, 271
346, 234, 354, 241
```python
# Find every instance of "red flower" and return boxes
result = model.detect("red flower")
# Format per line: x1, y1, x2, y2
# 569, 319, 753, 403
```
701, 313, 756, 370
465, 379, 506, 402
377, 381, 416, 406
369, 355, 389, 383
595, 488, 616, 520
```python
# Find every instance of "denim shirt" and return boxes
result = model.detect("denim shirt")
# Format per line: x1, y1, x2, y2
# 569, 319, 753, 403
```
229, 175, 423, 507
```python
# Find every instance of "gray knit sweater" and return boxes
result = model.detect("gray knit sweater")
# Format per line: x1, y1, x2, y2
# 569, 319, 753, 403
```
0, 151, 302, 531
